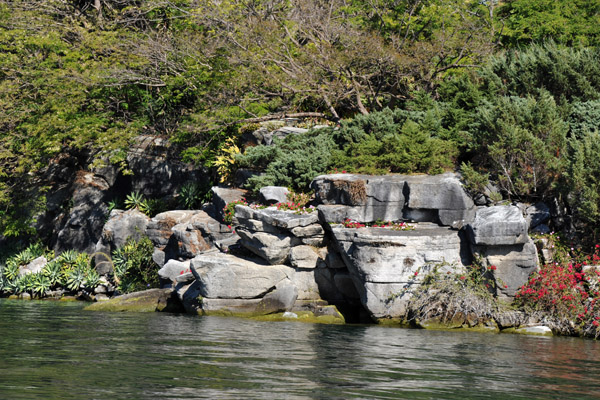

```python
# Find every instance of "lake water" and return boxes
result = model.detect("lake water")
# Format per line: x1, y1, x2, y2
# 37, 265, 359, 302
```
1, 299, 599, 399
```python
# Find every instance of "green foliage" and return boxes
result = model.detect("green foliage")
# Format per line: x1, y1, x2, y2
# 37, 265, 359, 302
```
223, 199, 248, 225
42, 260, 63, 287
32, 273, 51, 297
459, 162, 490, 198
467, 92, 567, 199
239, 129, 337, 192
238, 109, 458, 192
331, 110, 458, 175
498, 0, 600, 47
124, 191, 146, 211
565, 131, 600, 225
568, 100, 600, 139
111, 236, 158, 293
178, 182, 203, 209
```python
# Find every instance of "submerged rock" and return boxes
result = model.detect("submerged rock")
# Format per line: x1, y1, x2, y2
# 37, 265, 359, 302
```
85, 288, 184, 313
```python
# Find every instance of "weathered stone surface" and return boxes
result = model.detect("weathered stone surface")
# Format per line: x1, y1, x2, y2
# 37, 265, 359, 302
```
235, 205, 319, 229
54, 172, 109, 254
289, 246, 320, 269
146, 210, 200, 249
236, 228, 292, 264
171, 223, 212, 258
19, 256, 47, 277
85, 288, 184, 313
330, 224, 467, 319
212, 186, 246, 222
236, 218, 282, 234
94, 209, 150, 275
259, 186, 289, 205
470, 206, 529, 246
255, 279, 298, 314
475, 240, 539, 298
525, 202, 551, 230
126, 135, 206, 198
404, 173, 474, 211
158, 259, 191, 282
312, 173, 475, 226
288, 269, 322, 301
290, 224, 324, 238
190, 253, 294, 299
332, 224, 467, 283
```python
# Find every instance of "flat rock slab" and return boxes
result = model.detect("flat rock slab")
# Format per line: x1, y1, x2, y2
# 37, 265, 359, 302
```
190, 253, 294, 299
85, 288, 184, 313
235, 205, 319, 229
470, 206, 529, 246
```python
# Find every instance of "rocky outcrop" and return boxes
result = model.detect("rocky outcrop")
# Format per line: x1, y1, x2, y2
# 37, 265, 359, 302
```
312, 172, 475, 227
330, 223, 468, 320
18, 256, 47, 277
259, 186, 289, 205
212, 186, 246, 222
54, 171, 110, 254
469, 206, 539, 298
94, 209, 150, 275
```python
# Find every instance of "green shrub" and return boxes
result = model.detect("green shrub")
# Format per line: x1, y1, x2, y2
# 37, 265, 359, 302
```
238, 129, 336, 192
565, 131, 600, 225
111, 236, 158, 293
237, 109, 458, 193
468, 92, 567, 199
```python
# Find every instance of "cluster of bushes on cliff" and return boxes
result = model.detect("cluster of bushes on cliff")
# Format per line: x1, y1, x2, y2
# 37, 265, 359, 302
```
2, 1, 600, 239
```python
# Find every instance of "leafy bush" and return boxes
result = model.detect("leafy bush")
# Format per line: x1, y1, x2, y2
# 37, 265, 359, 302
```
237, 109, 458, 192
111, 236, 158, 293
565, 131, 600, 225
468, 92, 567, 199
238, 129, 336, 192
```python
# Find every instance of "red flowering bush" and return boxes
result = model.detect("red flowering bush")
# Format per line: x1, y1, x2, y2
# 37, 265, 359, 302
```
515, 243, 600, 337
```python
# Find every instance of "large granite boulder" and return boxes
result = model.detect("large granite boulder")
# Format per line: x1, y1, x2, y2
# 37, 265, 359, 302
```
158, 259, 191, 282
18, 256, 47, 277
189, 253, 294, 299
473, 240, 539, 298
330, 223, 468, 320
211, 186, 247, 222
312, 174, 406, 222
94, 208, 150, 275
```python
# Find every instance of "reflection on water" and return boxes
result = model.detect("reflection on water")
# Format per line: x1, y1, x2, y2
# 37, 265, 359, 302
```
1, 298, 600, 399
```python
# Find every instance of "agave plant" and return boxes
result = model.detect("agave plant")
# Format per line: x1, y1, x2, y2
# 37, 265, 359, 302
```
58, 249, 78, 267
13, 275, 34, 295
124, 191, 146, 210
32, 273, 51, 297
42, 260, 63, 287
13, 249, 34, 266
178, 182, 202, 209
85, 268, 101, 290
3, 260, 20, 282
65, 268, 86, 291
111, 247, 129, 280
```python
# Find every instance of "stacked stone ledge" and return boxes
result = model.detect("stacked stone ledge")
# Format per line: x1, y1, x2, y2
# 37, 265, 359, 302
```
90, 173, 540, 326
309, 172, 540, 322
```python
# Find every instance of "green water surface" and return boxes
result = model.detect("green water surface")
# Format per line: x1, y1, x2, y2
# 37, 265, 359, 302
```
0, 298, 599, 399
